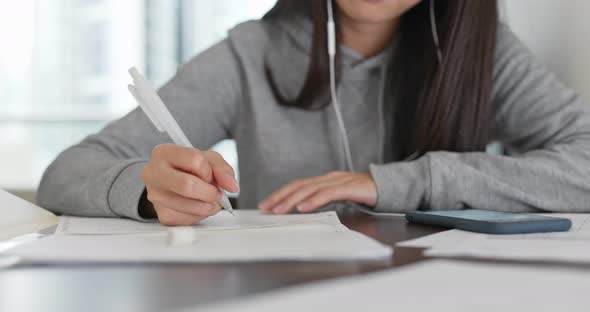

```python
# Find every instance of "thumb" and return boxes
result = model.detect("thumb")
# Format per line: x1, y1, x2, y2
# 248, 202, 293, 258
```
205, 151, 239, 193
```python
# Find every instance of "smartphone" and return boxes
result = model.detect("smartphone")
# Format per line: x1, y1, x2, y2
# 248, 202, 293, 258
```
406, 209, 572, 234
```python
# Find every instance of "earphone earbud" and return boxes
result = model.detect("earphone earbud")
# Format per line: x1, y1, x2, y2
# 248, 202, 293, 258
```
326, 0, 336, 58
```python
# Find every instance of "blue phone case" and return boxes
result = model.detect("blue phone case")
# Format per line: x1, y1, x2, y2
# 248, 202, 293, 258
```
406, 209, 572, 234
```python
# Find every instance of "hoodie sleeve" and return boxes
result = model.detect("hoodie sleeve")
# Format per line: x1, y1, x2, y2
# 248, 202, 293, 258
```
37, 39, 243, 220
370, 24, 590, 213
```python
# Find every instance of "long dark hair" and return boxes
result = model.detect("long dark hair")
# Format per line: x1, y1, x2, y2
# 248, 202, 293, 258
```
266, 0, 498, 159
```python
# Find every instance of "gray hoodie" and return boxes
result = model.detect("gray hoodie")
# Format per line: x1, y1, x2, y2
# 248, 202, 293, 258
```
37, 4, 590, 220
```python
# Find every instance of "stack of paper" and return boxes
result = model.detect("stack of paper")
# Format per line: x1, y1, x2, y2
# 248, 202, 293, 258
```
398, 213, 590, 263
0, 189, 57, 241
5, 211, 392, 263
185, 260, 590, 312
55, 210, 341, 235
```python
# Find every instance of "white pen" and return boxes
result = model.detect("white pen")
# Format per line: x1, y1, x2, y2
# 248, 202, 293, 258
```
127, 67, 235, 216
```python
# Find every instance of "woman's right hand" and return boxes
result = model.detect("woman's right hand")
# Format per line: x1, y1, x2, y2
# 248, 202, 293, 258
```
140, 144, 239, 226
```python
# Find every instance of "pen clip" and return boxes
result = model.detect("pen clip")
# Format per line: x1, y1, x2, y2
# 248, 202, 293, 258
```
128, 84, 165, 132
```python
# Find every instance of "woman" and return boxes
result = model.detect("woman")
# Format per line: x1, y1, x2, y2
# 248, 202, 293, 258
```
38, 0, 590, 225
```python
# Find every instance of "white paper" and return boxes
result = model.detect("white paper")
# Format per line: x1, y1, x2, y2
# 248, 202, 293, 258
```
56, 210, 341, 235
398, 214, 590, 263
183, 260, 590, 312
0, 189, 57, 241
8, 211, 392, 263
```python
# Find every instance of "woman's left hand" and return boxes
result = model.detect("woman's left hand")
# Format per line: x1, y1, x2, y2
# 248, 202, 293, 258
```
258, 172, 377, 214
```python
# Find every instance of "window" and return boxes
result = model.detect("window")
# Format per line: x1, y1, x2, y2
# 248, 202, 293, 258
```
0, 0, 275, 191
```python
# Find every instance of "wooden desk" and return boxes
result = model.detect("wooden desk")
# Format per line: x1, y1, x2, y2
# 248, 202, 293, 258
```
0, 212, 444, 312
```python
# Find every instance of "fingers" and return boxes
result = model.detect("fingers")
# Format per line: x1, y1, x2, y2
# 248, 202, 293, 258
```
146, 188, 222, 217
147, 163, 221, 203
297, 173, 377, 210
152, 144, 213, 183
270, 179, 344, 215
205, 151, 239, 193
296, 186, 347, 213
258, 172, 378, 215
258, 178, 317, 212
155, 205, 207, 226
259, 172, 348, 213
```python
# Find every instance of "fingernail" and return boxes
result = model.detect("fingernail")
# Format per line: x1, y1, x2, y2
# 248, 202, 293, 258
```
217, 191, 223, 202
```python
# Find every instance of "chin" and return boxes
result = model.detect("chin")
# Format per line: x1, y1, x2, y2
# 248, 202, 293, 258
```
337, 0, 421, 23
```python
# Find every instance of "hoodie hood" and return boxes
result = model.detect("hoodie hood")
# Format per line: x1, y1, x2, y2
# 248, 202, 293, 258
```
262, 0, 393, 101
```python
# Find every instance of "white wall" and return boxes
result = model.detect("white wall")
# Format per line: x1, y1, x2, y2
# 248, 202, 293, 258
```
504, 0, 590, 102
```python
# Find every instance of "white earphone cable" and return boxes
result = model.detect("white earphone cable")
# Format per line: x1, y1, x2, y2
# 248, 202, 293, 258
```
327, 0, 356, 173
430, 0, 443, 63
325, 0, 441, 217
